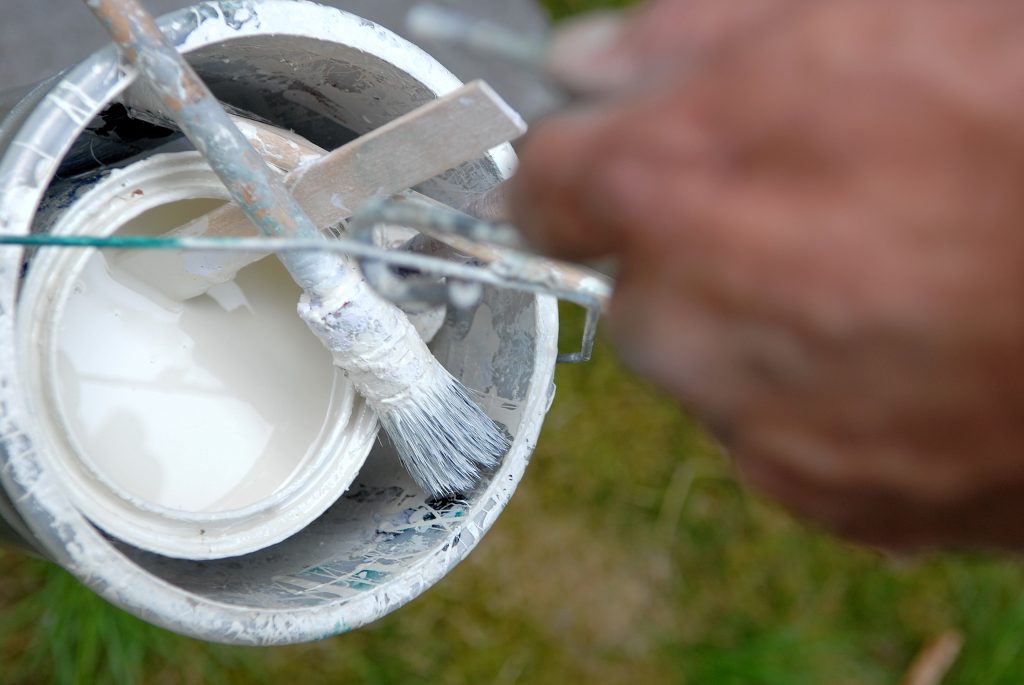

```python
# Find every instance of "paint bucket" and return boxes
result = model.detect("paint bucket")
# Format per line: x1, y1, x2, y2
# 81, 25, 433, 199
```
18, 151, 381, 560
0, 1, 557, 644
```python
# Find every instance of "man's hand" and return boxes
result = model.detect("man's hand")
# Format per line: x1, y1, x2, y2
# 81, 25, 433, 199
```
511, 0, 1024, 548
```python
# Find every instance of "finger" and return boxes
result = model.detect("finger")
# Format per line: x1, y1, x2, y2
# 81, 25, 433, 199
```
509, 74, 719, 261
514, 0, 810, 261
507, 104, 629, 260
547, 0, 804, 94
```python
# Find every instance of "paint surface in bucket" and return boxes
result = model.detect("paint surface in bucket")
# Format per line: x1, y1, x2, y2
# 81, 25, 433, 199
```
53, 199, 336, 513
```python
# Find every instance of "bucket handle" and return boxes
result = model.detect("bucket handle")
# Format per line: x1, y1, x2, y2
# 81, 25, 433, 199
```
347, 197, 610, 364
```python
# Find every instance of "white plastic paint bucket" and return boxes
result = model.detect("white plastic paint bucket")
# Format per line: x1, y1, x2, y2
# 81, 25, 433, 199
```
0, 1, 557, 644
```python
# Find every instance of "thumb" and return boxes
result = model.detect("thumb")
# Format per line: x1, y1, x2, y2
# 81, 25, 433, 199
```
508, 74, 717, 261
508, 105, 629, 260
547, 0, 803, 95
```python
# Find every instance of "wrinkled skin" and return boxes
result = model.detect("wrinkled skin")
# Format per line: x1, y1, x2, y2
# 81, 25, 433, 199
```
511, 0, 1024, 548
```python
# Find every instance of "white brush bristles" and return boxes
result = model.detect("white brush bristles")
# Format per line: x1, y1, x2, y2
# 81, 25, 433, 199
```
298, 269, 508, 498
376, 361, 508, 498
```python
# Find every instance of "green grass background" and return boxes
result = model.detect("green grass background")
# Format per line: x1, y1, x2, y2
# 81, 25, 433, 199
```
5, 2, 1024, 683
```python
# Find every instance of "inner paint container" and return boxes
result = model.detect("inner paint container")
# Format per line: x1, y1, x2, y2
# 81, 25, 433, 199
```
0, 1, 557, 644
18, 151, 379, 560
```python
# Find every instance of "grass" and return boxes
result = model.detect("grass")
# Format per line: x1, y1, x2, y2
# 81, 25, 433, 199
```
543, 0, 636, 21
5, 304, 1024, 684
4, 1, 1024, 683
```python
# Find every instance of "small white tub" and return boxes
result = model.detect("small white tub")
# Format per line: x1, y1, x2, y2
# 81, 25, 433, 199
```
18, 151, 379, 559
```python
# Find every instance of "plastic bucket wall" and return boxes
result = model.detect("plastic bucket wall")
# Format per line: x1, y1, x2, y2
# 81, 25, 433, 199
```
0, 0, 557, 644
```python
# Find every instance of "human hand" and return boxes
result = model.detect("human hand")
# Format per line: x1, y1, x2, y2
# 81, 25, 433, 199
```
511, 0, 1024, 548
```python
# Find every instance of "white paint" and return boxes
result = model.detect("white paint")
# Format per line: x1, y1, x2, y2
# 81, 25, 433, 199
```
55, 200, 336, 512
17, 152, 379, 559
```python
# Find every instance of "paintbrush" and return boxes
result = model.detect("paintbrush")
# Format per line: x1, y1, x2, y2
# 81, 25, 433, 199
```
83, 0, 512, 498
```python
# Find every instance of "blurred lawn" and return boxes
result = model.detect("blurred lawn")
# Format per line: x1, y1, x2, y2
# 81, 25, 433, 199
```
543, 0, 635, 20
4, 2, 1024, 684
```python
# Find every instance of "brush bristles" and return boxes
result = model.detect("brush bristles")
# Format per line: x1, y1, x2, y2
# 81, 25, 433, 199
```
374, 373, 509, 499
296, 284, 507, 498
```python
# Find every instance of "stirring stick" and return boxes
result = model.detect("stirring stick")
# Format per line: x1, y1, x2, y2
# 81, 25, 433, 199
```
115, 81, 526, 300
83, 0, 339, 292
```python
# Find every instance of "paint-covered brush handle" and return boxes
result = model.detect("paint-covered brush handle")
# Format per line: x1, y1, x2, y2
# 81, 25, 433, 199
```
83, 0, 340, 291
